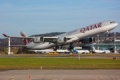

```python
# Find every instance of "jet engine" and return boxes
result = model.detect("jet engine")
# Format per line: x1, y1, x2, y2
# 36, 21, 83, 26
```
80, 37, 95, 43
33, 37, 44, 43
57, 37, 67, 44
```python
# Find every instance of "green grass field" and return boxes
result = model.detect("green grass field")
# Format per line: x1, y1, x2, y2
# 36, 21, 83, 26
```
0, 57, 120, 70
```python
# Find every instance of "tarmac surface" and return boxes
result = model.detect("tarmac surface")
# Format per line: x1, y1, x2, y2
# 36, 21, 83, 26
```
0, 70, 120, 80
0, 54, 120, 59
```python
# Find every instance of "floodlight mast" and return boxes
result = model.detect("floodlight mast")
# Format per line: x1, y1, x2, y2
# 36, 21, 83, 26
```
8, 37, 10, 55
114, 32, 117, 54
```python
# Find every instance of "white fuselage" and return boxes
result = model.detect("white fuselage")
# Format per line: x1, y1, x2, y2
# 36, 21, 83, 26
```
26, 21, 118, 49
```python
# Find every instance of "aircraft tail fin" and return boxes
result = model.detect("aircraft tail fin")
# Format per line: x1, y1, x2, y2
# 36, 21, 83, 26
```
92, 46, 96, 51
20, 32, 27, 37
20, 32, 29, 45
73, 48, 78, 54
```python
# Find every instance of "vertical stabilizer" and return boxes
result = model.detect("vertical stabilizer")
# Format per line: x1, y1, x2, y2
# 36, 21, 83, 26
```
20, 32, 29, 45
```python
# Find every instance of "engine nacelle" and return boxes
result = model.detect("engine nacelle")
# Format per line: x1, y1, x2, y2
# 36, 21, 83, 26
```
57, 37, 67, 43
33, 37, 44, 43
80, 37, 95, 43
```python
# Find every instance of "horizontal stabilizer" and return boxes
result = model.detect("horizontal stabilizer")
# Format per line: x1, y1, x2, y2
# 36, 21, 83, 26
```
3, 34, 9, 37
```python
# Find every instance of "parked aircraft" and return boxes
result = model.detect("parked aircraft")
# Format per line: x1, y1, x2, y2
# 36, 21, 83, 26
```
73, 47, 90, 54
3, 21, 118, 50
92, 46, 111, 54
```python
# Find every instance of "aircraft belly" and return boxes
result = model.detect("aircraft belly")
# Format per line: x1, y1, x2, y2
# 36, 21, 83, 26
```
32, 42, 54, 49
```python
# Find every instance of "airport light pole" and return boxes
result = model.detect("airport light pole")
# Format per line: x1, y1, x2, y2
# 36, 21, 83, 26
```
8, 37, 11, 55
114, 32, 117, 54
97, 34, 99, 50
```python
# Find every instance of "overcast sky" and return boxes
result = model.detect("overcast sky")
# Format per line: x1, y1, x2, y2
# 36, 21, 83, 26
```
0, 0, 120, 38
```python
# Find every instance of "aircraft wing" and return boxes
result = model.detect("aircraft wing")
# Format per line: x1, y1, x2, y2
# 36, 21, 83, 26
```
3, 33, 71, 43
3, 34, 33, 39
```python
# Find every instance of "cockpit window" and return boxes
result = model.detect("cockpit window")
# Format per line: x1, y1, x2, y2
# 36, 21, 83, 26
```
110, 21, 115, 23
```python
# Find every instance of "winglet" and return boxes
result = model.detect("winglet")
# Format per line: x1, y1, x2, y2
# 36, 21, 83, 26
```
3, 34, 9, 37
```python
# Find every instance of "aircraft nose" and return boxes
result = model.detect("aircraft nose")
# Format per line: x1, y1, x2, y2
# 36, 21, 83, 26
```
114, 22, 118, 27
116, 23, 118, 26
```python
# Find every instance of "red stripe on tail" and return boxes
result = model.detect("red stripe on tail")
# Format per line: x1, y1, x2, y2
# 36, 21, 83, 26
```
20, 32, 29, 45
23, 39, 28, 45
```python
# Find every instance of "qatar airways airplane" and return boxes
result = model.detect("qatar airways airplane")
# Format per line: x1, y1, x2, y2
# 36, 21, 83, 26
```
3, 21, 118, 50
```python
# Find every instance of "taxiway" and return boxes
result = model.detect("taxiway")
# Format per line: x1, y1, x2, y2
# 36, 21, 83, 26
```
0, 70, 120, 80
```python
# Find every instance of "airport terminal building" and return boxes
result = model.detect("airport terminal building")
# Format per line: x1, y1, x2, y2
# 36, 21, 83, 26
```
79, 32, 120, 53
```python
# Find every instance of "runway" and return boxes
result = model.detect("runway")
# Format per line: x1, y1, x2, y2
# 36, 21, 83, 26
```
0, 70, 120, 80
0, 54, 120, 59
